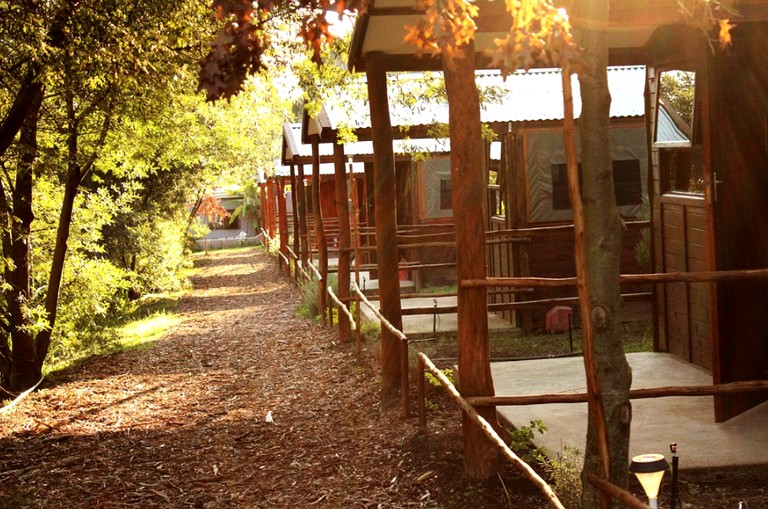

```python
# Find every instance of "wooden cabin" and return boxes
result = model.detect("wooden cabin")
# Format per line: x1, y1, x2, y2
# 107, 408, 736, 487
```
278, 122, 368, 250
303, 68, 652, 324
476, 68, 651, 329
348, 0, 768, 423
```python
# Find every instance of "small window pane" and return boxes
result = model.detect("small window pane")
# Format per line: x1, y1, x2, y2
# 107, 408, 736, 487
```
551, 160, 642, 209
613, 159, 642, 206
440, 179, 452, 210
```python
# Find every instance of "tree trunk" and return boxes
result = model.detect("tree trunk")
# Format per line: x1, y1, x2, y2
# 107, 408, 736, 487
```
333, 143, 352, 342
0, 67, 43, 159
575, 3, 633, 507
442, 43, 500, 479
366, 52, 404, 401
3, 86, 43, 391
35, 91, 112, 371
34, 168, 82, 367
185, 191, 205, 235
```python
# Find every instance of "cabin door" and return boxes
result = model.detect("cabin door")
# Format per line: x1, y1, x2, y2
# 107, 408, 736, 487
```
707, 24, 768, 421
652, 64, 717, 373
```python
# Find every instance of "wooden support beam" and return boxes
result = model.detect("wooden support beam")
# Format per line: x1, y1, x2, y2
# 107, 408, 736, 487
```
267, 178, 277, 238
334, 142, 352, 343
290, 164, 301, 282
277, 178, 290, 278
296, 163, 310, 270
311, 137, 328, 325
349, 159, 364, 358
367, 52, 405, 401
443, 42, 499, 478
259, 183, 268, 245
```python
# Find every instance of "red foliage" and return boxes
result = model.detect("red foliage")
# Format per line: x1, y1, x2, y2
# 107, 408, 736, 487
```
197, 193, 230, 221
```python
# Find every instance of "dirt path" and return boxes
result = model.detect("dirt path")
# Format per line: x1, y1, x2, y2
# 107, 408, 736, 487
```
0, 248, 540, 508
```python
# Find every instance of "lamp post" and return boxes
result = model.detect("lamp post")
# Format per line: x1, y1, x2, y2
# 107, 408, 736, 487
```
629, 453, 668, 509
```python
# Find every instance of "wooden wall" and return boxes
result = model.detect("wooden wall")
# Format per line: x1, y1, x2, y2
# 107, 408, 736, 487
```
655, 194, 712, 369
488, 222, 648, 330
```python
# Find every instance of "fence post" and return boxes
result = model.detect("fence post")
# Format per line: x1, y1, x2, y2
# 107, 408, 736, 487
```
418, 355, 426, 429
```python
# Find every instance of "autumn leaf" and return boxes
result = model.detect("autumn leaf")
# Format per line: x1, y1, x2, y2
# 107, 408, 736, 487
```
404, 0, 479, 57
719, 18, 734, 49
488, 0, 578, 75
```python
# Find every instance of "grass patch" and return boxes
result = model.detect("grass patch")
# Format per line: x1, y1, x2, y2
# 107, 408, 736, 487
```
44, 293, 182, 377
411, 320, 653, 361
117, 310, 182, 350
419, 283, 457, 294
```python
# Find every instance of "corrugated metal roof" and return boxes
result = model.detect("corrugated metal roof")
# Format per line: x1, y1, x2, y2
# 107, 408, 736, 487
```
281, 125, 451, 160
274, 161, 366, 178
656, 103, 690, 143
322, 66, 645, 130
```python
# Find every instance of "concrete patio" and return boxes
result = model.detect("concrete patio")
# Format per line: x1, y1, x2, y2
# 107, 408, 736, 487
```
363, 293, 516, 337
491, 352, 768, 468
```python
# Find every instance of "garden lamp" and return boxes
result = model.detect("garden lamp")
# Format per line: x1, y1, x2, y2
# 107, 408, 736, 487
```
629, 453, 668, 509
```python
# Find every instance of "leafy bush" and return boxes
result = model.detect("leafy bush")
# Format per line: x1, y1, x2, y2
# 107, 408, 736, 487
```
507, 419, 548, 464
47, 257, 129, 367
425, 367, 455, 388
296, 273, 337, 320
541, 446, 583, 509
128, 217, 192, 294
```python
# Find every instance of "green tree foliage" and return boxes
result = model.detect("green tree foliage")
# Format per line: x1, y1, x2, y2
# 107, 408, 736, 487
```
230, 181, 262, 233
660, 70, 695, 128
0, 0, 220, 391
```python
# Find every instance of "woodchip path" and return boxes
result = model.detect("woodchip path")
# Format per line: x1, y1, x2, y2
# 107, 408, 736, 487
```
0, 248, 540, 508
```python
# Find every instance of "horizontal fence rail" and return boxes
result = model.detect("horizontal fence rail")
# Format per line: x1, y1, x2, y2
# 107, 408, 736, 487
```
462, 268, 768, 288
465, 380, 768, 407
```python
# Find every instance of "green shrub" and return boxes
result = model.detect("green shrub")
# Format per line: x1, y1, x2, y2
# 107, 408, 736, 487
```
507, 419, 547, 464
46, 257, 129, 367
425, 367, 455, 388
541, 446, 583, 509
296, 273, 338, 320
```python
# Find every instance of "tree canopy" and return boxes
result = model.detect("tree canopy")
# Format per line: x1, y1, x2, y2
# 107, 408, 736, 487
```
0, 0, 299, 391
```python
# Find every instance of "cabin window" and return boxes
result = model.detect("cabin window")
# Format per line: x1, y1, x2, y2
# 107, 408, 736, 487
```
660, 147, 704, 194
526, 127, 647, 222
551, 163, 578, 210
422, 157, 453, 219
654, 68, 703, 195
656, 70, 694, 142
551, 159, 642, 210
440, 179, 452, 210
613, 159, 642, 205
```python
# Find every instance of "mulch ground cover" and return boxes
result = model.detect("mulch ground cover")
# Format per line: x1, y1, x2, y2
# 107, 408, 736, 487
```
0, 248, 542, 508
1, 247, 765, 508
